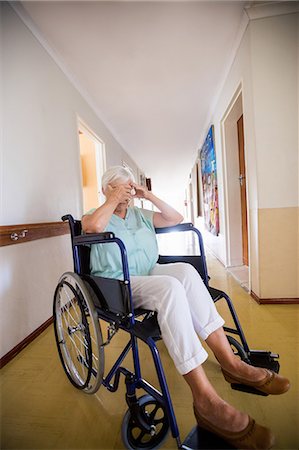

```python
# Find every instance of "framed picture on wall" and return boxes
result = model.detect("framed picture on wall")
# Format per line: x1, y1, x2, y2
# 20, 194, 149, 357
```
196, 160, 203, 217
200, 125, 220, 236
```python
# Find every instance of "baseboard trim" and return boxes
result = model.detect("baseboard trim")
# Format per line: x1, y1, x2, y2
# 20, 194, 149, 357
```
0, 317, 53, 369
251, 291, 299, 305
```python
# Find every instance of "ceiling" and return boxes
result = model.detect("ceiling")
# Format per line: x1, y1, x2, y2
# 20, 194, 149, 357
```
20, 0, 248, 208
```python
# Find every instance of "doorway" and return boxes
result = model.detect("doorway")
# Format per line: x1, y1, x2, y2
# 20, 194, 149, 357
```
78, 121, 106, 214
221, 90, 249, 288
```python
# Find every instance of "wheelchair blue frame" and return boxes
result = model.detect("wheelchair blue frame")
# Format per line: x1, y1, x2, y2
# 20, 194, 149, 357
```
65, 216, 182, 446
59, 214, 280, 449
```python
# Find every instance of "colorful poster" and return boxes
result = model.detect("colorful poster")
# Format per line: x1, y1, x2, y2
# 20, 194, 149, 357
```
200, 126, 220, 236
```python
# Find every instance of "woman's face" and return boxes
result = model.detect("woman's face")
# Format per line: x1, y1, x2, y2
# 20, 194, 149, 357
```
103, 178, 135, 211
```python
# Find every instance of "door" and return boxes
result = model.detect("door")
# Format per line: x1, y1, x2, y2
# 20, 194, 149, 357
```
78, 123, 106, 214
237, 115, 248, 266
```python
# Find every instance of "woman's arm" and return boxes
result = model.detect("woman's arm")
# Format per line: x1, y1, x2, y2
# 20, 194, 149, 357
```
133, 184, 184, 228
82, 184, 132, 233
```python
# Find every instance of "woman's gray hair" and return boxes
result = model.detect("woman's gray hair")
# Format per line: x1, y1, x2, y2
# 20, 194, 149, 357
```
102, 165, 135, 190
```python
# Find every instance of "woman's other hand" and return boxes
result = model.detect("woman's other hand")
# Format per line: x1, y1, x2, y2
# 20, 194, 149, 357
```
132, 183, 150, 199
130, 182, 184, 227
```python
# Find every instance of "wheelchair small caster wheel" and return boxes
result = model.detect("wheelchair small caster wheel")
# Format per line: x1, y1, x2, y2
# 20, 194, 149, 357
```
227, 336, 250, 364
122, 395, 169, 449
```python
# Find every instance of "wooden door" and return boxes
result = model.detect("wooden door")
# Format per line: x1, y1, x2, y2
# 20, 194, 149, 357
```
237, 115, 248, 266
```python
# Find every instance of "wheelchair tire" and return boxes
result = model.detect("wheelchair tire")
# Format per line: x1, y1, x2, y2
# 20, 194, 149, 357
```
121, 395, 169, 450
53, 272, 104, 394
227, 336, 250, 364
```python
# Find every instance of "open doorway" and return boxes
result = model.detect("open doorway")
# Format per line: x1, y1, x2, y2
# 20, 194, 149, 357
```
221, 89, 249, 290
78, 120, 106, 214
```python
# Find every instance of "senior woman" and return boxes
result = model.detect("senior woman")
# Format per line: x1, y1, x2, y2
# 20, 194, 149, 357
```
82, 165, 290, 449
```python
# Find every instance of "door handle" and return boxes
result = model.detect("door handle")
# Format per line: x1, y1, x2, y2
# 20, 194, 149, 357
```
238, 175, 245, 186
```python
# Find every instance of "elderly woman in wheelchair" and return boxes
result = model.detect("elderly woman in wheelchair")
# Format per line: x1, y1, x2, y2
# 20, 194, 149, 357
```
55, 165, 290, 450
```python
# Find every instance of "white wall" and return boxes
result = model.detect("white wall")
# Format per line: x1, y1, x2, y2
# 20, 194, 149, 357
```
195, 22, 255, 268
250, 13, 298, 210
0, 3, 140, 358
195, 12, 298, 296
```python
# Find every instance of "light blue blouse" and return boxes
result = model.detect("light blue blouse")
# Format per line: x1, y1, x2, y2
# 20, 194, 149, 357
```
86, 207, 159, 279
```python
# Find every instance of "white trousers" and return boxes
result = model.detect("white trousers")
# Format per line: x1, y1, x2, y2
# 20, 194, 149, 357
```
130, 263, 225, 375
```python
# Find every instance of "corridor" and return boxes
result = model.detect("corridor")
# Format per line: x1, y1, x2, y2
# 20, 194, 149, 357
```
1, 251, 298, 449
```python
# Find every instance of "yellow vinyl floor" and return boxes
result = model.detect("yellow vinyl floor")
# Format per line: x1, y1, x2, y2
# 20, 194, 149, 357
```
1, 254, 299, 450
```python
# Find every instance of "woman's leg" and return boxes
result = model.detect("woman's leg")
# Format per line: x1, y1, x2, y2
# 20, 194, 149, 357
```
184, 365, 248, 432
130, 273, 275, 447
130, 275, 249, 433
130, 274, 208, 375
185, 366, 275, 450
206, 327, 265, 381
150, 263, 225, 341
150, 263, 280, 384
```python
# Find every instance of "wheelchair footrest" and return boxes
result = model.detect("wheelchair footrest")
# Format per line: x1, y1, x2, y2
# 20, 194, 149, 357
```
229, 383, 268, 396
182, 425, 233, 449
228, 350, 280, 396
247, 350, 280, 373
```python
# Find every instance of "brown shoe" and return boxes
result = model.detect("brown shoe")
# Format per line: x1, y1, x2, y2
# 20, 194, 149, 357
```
193, 406, 275, 449
222, 368, 290, 395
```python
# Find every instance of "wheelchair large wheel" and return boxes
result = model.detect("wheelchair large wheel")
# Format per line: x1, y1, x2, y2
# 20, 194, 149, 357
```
122, 395, 169, 450
53, 272, 104, 394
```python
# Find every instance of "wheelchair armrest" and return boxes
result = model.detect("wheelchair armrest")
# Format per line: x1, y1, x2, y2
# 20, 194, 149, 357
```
155, 222, 194, 234
155, 222, 210, 287
73, 232, 116, 246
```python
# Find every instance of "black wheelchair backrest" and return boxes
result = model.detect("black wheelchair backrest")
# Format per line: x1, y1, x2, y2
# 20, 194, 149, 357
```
62, 214, 133, 316
62, 214, 91, 275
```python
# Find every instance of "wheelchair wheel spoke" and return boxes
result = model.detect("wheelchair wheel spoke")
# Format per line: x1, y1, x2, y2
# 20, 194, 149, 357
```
62, 294, 81, 325
136, 430, 146, 443
63, 286, 81, 321
92, 352, 99, 362
69, 330, 88, 354
67, 334, 87, 362
64, 306, 78, 326
149, 403, 160, 419
61, 307, 75, 330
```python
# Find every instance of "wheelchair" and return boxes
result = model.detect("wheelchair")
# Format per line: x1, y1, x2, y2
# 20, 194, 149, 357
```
53, 214, 280, 449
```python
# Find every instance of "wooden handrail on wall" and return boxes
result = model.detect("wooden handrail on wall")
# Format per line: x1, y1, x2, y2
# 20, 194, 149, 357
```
0, 221, 70, 247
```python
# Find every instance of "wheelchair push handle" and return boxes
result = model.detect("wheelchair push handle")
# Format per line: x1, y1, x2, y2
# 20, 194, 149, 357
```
61, 214, 73, 222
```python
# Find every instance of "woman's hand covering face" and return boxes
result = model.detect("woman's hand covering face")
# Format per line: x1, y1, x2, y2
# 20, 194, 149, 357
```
105, 183, 133, 205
